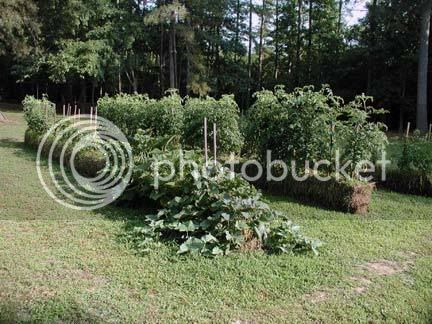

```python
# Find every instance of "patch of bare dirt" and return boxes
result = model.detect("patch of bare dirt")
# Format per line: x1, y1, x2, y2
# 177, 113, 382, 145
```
349, 275, 372, 295
304, 290, 329, 304
358, 260, 404, 276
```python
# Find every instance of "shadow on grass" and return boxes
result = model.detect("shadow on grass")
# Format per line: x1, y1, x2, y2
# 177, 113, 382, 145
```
0, 298, 107, 323
0, 138, 37, 161
1, 137, 160, 248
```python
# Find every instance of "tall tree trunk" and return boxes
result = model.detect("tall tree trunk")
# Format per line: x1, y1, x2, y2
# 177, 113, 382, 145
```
173, 19, 178, 88
417, 0, 432, 133
160, 24, 165, 95
169, 22, 176, 89
126, 70, 138, 93
367, 0, 377, 94
258, 0, 266, 89
337, 0, 343, 33
399, 70, 407, 134
118, 63, 122, 94
91, 80, 96, 106
235, 0, 240, 62
307, 0, 313, 82
247, 0, 253, 106
216, 26, 221, 96
79, 79, 87, 104
274, 0, 279, 80
295, 0, 302, 85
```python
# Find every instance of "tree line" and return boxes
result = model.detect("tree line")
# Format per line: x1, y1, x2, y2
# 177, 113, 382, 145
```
0, 0, 431, 131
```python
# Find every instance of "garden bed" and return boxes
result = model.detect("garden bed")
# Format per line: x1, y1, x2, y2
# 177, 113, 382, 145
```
24, 128, 105, 177
248, 174, 374, 214
377, 168, 432, 197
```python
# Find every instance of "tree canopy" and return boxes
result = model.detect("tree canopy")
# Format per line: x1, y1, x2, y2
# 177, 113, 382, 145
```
0, 0, 430, 130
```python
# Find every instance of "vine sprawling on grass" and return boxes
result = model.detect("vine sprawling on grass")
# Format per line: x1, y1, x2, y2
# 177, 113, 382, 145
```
123, 130, 321, 256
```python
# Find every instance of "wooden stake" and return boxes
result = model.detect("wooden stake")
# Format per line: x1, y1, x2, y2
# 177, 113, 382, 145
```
95, 106, 98, 125
428, 123, 432, 141
90, 106, 93, 123
74, 104, 77, 116
78, 109, 81, 121
204, 118, 208, 166
63, 104, 65, 117
67, 104, 71, 116
213, 123, 217, 165
405, 122, 411, 138
0, 111, 7, 121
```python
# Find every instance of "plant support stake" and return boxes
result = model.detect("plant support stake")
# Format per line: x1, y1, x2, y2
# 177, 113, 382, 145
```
204, 117, 208, 166
213, 123, 217, 165
405, 122, 410, 138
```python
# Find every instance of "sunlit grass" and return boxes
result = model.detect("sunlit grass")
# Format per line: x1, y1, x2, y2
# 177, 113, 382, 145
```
0, 109, 431, 322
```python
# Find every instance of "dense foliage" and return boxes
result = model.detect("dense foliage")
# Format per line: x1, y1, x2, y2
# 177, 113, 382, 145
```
98, 92, 244, 154
245, 86, 388, 177
97, 91, 183, 138
182, 95, 243, 154
124, 130, 321, 256
23, 95, 56, 133
1, 0, 428, 132
398, 134, 432, 174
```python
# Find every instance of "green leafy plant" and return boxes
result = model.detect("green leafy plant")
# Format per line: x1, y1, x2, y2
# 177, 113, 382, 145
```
22, 95, 56, 133
182, 95, 244, 154
245, 85, 388, 178
398, 136, 432, 174
124, 131, 321, 256
97, 90, 183, 138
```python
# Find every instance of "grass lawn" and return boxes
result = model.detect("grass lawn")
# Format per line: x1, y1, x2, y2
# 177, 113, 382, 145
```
1, 109, 432, 323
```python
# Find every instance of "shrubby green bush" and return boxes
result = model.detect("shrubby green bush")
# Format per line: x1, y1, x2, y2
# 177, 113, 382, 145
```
98, 92, 244, 154
398, 136, 432, 173
122, 130, 320, 256
23, 95, 56, 133
182, 95, 243, 154
97, 90, 183, 138
245, 85, 387, 178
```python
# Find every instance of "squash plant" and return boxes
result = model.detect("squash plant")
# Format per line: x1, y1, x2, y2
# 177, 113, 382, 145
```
124, 130, 321, 256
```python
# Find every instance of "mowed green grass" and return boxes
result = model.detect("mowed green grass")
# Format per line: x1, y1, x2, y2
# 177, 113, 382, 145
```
1, 109, 432, 323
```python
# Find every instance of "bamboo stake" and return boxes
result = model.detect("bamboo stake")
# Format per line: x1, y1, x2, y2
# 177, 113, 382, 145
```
405, 122, 411, 138
204, 118, 208, 166
213, 123, 217, 165
428, 123, 432, 141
